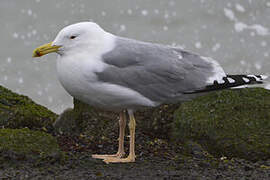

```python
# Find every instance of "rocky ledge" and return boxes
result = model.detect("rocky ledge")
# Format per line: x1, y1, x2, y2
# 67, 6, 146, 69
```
0, 85, 269, 179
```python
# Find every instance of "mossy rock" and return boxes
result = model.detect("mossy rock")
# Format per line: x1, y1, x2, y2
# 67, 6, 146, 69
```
54, 99, 120, 141
173, 88, 270, 161
53, 108, 80, 135
55, 99, 180, 139
0, 85, 57, 130
0, 128, 63, 163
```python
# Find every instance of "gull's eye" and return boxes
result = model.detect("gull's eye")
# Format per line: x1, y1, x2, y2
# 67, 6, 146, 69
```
69, 35, 77, 39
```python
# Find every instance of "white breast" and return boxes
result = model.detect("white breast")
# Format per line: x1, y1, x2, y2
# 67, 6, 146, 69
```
56, 56, 156, 110
56, 53, 106, 96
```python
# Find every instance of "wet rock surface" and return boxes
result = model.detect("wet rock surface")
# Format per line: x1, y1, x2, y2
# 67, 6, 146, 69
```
0, 86, 269, 179
1, 152, 269, 179
0, 85, 57, 131
0, 128, 63, 164
173, 88, 270, 162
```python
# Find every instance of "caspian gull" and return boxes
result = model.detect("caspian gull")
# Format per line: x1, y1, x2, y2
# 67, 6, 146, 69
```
32, 22, 267, 163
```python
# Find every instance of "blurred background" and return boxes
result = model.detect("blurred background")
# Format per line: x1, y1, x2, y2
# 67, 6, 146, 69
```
0, 0, 269, 114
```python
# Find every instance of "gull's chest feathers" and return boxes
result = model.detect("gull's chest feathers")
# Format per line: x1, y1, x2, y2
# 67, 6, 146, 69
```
57, 54, 107, 102
56, 54, 157, 110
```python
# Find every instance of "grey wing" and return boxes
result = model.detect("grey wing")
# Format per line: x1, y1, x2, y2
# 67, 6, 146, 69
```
96, 37, 218, 103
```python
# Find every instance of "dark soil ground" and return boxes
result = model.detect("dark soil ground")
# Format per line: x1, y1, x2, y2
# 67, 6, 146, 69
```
1, 155, 270, 180
0, 131, 269, 179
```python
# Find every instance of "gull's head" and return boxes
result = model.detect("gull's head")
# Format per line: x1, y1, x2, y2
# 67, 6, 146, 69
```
32, 22, 107, 57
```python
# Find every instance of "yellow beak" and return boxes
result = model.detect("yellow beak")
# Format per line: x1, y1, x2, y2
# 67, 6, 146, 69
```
32, 42, 61, 57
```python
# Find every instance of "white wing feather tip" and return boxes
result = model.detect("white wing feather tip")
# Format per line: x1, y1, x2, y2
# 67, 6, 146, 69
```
247, 74, 268, 81
260, 75, 268, 80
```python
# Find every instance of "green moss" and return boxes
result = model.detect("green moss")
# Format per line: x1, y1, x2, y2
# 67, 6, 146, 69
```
73, 99, 118, 139
53, 99, 117, 139
0, 128, 63, 163
0, 85, 57, 130
173, 88, 270, 161
53, 108, 79, 135
135, 103, 181, 139
55, 99, 180, 141
260, 165, 270, 169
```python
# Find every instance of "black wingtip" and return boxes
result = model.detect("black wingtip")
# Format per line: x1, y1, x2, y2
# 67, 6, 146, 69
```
184, 74, 267, 94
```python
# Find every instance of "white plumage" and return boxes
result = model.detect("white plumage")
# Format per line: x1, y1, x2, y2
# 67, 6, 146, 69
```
32, 21, 267, 164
